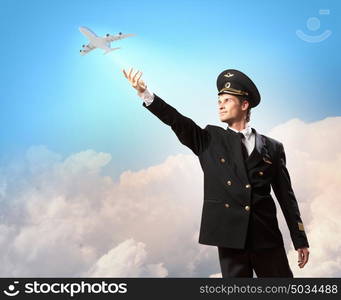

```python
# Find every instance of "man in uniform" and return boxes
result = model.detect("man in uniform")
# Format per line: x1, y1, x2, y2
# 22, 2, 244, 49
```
122, 67, 310, 277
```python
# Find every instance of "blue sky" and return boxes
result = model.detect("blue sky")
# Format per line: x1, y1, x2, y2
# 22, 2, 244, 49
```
0, 0, 340, 179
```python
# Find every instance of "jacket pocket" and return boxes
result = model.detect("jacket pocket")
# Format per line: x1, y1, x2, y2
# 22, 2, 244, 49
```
204, 198, 223, 203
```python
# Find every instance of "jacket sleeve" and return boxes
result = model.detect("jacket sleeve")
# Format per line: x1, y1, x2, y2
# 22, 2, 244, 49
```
142, 93, 211, 156
271, 142, 310, 250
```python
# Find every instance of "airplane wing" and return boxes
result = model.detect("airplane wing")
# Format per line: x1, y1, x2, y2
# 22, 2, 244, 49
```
79, 43, 96, 56
105, 33, 136, 43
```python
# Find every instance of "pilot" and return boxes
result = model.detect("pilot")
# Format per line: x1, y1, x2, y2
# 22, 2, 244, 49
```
121, 67, 310, 278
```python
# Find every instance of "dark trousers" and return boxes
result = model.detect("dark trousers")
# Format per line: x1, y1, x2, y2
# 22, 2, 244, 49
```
217, 245, 294, 278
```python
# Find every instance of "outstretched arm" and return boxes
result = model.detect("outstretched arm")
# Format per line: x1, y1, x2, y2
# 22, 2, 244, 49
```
122, 68, 211, 155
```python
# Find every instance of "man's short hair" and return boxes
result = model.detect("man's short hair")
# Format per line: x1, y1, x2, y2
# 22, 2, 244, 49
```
237, 96, 251, 122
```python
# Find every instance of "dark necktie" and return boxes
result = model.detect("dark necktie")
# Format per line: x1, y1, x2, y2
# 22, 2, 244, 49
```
238, 132, 248, 160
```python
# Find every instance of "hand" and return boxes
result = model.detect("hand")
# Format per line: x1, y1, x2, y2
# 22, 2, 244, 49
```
297, 247, 309, 268
122, 67, 147, 93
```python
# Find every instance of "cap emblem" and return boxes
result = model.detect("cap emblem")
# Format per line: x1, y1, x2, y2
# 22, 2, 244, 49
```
224, 72, 234, 78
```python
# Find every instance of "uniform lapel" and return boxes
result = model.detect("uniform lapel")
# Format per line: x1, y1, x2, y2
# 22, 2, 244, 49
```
225, 127, 249, 185
225, 127, 270, 185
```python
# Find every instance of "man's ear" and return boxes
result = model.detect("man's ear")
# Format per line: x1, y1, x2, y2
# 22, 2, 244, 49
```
242, 99, 250, 111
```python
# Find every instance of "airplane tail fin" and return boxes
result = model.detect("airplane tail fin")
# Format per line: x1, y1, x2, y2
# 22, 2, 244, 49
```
104, 47, 121, 54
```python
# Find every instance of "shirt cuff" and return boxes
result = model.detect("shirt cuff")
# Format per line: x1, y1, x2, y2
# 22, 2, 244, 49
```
137, 88, 154, 106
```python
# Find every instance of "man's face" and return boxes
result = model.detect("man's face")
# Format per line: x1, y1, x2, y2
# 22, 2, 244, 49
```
218, 93, 249, 124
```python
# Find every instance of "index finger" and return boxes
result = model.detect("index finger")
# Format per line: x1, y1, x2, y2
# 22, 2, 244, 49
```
122, 69, 128, 78
128, 67, 133, 79
299, 251, 308, 268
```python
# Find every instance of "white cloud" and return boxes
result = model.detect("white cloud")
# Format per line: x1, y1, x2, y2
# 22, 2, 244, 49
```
85, 238, 168, 277
0, 116, 340, 277
0, 146, 217, 277
209, 273, 222, 278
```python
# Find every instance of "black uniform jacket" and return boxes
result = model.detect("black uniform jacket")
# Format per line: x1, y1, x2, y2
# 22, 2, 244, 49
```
143, 94, 309, 251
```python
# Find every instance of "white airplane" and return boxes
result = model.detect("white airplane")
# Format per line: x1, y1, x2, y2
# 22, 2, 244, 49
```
79, 26, 135, 55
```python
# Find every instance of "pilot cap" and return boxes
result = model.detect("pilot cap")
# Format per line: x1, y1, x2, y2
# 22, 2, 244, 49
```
216, 69, 261, 108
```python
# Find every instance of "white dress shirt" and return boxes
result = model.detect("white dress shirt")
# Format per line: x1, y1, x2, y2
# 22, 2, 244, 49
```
137, 88, 255, 156
226, 124, 255, 156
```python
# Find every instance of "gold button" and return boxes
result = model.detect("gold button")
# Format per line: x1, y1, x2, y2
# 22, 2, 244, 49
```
245, 205, 250, 211
220, 157, 225, 163
245, 184, 251, 188
225, 203, 230, 208
258, 171, 264, 176
227, 180, 232, 186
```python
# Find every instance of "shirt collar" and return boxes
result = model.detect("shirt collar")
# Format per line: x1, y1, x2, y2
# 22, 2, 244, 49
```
227, 124, 253, 139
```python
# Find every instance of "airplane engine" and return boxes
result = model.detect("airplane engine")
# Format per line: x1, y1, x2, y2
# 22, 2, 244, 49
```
106, 33, 110, 37
82, 44, 85, 48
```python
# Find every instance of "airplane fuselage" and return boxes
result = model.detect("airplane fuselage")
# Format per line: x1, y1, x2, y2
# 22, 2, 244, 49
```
79, 26, 111, 51
79, 26, 134, 55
